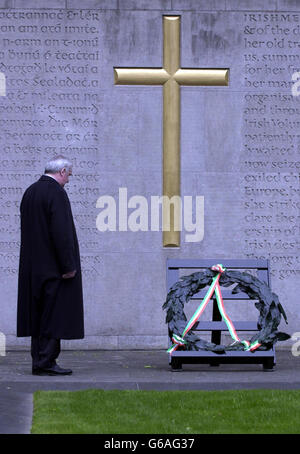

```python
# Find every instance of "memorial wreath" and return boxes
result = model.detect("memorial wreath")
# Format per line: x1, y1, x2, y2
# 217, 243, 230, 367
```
163, 264, 290, 354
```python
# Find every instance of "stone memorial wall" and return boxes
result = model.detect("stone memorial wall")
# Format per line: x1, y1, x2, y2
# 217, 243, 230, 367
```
242, 11, 300, 283
0, 0, 299, 350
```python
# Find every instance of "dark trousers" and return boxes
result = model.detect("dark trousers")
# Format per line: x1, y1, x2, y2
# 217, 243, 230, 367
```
31, 336, 61, 369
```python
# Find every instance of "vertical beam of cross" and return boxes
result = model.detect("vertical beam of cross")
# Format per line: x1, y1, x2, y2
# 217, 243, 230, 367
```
114, 16, 229, 247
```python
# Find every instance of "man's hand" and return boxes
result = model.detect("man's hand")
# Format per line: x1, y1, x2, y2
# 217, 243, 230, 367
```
62, 270, 77, 279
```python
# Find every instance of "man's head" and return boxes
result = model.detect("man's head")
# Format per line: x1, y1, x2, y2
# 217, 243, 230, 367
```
44, 156, 73, 187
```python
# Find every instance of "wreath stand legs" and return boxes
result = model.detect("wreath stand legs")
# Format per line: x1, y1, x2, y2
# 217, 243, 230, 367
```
263, 358, 275, 372
209, 298, 221, 367
170, 354, 276, 371
171, 357, 182, 371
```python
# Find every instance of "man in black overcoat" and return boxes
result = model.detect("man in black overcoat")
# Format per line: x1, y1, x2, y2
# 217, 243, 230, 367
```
17, 156, 84, 375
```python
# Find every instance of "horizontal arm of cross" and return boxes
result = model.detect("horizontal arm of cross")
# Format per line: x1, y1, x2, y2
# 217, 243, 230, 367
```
174, 68, 229, 86
114, 67, 229, 87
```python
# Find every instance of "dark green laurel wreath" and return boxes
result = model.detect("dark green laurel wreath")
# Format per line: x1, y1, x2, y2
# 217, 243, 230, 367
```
163, 268, 290, 353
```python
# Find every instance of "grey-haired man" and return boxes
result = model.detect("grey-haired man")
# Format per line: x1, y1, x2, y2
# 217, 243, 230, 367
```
17, 156, 84, 375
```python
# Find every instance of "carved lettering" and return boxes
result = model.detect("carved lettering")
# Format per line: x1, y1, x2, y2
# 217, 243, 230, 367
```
242, 13, 300, 279
0, 9, 101, 281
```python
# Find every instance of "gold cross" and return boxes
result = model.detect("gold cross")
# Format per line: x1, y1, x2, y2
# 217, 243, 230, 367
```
114, 15, 229, 247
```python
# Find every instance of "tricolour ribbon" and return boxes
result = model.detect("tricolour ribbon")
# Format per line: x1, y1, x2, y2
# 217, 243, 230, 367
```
167, 264, 261, 354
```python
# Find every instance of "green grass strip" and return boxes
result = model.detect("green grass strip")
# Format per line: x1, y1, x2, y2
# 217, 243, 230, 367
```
31, 389, 300, 434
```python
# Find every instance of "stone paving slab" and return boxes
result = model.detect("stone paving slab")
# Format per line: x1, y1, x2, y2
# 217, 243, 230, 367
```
0, 349, 298, 434
0, 391, 32, 435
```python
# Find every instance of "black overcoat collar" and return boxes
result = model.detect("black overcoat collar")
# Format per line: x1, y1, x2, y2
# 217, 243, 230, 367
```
39, 174, 61, 185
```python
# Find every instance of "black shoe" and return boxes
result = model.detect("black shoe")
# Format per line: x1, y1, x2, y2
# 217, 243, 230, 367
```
32, 364, 72, 376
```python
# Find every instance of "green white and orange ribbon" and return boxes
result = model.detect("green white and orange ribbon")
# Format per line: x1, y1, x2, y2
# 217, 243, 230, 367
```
167, 264, 261, 354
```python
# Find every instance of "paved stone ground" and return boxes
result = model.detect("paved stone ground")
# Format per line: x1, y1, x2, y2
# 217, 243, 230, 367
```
0, 349, 299, 434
